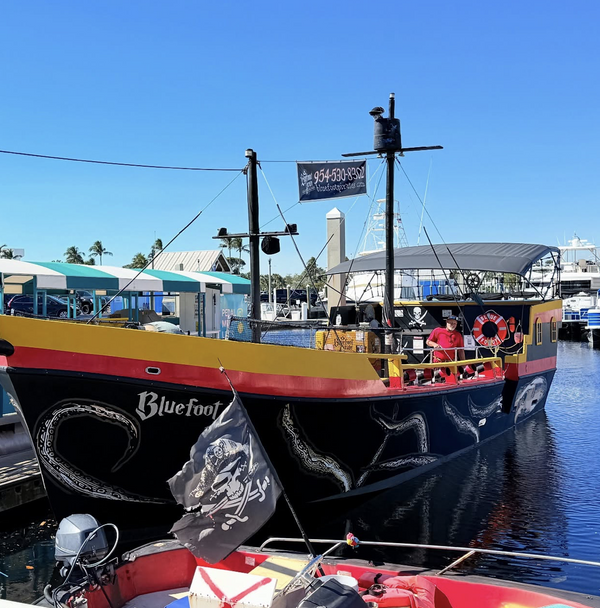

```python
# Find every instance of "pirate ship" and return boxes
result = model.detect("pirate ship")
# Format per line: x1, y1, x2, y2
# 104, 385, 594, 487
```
0, 96, 561, 537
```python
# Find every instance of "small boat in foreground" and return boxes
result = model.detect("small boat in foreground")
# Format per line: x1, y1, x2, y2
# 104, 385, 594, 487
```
24, 515, 600, 608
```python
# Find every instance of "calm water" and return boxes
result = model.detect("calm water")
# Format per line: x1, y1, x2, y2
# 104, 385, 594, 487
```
1, 340, 600, 601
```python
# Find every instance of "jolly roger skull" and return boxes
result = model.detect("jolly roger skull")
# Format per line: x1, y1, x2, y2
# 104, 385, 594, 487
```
211, 457, 245, 500
203, 438, 250, 501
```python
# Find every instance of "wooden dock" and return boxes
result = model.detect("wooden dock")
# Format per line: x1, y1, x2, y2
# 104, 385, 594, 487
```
0, 449, 45, 512
0, 415, 45, 512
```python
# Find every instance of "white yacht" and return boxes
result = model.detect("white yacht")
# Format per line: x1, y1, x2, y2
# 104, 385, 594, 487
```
559, 235, 600, 296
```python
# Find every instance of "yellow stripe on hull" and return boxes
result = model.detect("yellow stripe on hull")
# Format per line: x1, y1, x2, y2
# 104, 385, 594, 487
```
0, 315, 380, 382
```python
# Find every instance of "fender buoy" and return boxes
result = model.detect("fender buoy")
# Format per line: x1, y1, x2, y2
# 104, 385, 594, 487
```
472, 312, 509, 347
362, 576, 436, 608
362, 588, 415, 607
356, 572, 394, 589
508, 316, 516, 333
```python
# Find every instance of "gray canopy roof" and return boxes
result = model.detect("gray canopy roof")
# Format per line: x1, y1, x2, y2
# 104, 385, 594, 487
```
327, 242, 559, 277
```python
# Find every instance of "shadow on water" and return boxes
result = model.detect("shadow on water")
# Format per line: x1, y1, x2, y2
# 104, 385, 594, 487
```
304, 413, 569, 576
255, 407, 597, 595
0, 500, 57, 602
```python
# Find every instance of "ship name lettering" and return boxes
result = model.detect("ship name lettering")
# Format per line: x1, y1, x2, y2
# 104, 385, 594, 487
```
136, 391, 220, 421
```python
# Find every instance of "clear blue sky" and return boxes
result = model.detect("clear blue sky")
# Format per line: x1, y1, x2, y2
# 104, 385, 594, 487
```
2, 1, 599, 275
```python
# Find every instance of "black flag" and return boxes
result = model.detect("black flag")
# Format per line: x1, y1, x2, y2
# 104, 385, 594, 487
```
168, 392, 282, 563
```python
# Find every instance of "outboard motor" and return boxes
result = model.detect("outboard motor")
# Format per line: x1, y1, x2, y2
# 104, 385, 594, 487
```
46, 515, 116, 607
55, 514, 109, 575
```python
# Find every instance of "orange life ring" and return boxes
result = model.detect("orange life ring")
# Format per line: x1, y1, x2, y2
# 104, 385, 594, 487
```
472, 312, 509, 347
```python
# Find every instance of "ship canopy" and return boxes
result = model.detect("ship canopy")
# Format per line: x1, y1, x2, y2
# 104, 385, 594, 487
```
327, 242, 559, 278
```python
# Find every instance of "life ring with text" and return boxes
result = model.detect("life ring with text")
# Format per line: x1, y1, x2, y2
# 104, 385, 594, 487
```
472, 312, 509, 347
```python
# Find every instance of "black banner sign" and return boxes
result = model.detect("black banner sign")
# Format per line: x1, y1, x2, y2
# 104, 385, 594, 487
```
297, 160, 367, 202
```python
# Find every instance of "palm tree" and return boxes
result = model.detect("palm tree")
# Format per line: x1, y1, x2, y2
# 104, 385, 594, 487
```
219, 237, 249, 274
124, 253, 148, 269
89, 241, 113, 265
64, 246, 85, 264
219, 237, 236, 259
221, 236, 249, 259
236, 238, 250, 261
227, 257, 246, 275
0, 244, 21, 259
301, 256, 326, 289
149, 238, 164, 267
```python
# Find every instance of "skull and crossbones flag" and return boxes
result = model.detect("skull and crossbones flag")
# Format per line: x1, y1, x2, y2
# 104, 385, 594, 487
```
168, 391, 282, 563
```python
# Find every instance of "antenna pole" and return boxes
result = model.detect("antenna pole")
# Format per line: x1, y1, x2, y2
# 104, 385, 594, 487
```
246, 149, 261, 343
384, 93, 396, 353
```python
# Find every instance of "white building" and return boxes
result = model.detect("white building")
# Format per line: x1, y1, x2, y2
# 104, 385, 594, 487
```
150, 250, 230, 273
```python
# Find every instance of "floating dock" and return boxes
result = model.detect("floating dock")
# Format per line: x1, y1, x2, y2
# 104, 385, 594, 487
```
0, 415, 45, 513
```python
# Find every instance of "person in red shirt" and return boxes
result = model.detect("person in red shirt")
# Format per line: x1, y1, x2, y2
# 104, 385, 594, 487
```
426, 315, 465, 363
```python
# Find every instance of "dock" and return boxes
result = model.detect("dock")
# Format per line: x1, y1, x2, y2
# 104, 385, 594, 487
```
0, 415, 45, 512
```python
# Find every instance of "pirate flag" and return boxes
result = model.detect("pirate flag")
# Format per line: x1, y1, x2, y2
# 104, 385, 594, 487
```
168, 392, 282, 563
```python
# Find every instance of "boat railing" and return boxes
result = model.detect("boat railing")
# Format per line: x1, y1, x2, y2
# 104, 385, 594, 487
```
360, 352, 503, 388
258, 537, 600, 574
393, 345, 503, 360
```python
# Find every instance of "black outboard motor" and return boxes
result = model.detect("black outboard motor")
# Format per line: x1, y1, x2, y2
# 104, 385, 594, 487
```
55, 514, 109, 575
298, 579, 368, 608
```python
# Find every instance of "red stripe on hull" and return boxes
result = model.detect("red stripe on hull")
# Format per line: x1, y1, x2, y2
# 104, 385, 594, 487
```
505, 356, 557, 380
7, 346, 503, 399
8, 346, 389, 399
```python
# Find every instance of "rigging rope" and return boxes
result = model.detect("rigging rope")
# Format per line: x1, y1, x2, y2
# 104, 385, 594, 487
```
0, 149, 242, 171
86, 169, 245, 323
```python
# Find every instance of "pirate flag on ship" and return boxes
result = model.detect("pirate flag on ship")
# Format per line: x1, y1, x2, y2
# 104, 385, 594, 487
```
168, 391, 282, 563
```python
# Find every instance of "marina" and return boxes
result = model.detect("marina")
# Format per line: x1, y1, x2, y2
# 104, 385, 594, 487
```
552, 237, 600, 343
0, 341, 599, 603
0, 101, 563, 542
2, 1, 600, 607
0, 96, 593, 608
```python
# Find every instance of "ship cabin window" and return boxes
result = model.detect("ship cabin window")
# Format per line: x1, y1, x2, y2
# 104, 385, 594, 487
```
535, 318, 543, 345
551, 317, 557, 342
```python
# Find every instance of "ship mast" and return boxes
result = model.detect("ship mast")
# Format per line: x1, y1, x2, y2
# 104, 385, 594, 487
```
343, 94, 442, 353
384, 95, 396, 353
213, 150, 298, 344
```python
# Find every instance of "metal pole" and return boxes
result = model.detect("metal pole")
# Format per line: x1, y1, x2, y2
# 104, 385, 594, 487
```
246, 149, 261, 343
384, 93, 396, 354
268, 259, 272, 305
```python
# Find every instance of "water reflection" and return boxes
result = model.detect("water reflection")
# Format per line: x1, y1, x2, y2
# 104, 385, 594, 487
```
314, 413, 563, 559
310, 341, 600, 596
0, 506, 57, 602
